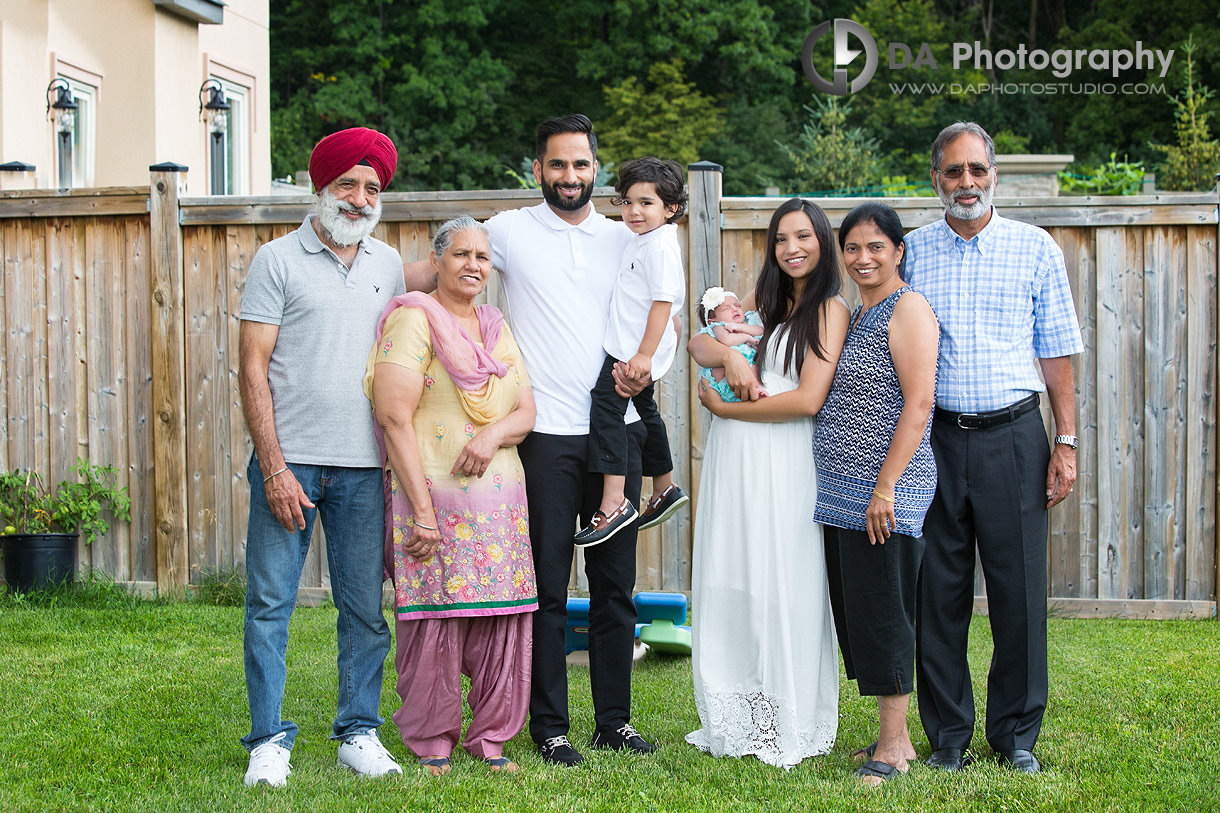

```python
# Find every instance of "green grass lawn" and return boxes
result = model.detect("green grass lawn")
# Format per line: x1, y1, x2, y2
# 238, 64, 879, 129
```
1, 585, 1216, 812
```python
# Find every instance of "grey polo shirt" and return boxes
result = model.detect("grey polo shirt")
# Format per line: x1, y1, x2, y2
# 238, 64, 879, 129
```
240, 216, 405, 467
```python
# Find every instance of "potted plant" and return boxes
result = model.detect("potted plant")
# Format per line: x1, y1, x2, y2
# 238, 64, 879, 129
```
0, 458, 131, 593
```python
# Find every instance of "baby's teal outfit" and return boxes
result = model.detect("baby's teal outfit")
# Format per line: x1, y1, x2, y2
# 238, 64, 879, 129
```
699, 310, 764, 403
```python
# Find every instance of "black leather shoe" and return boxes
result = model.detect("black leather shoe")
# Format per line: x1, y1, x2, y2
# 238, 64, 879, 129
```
926, 747, 972, 771
539, 735, 584, 766
590, 723, 656, 753
998, 749, 1040, 773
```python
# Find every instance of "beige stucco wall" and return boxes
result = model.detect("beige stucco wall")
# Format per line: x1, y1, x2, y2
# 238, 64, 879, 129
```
0, 0, 270, 193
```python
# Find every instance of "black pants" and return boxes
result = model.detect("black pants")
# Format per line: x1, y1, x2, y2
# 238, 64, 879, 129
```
834, 527, 924, 696
587, 354, 673, 478
916, 406, 1050, 753
518, 425, 645, 743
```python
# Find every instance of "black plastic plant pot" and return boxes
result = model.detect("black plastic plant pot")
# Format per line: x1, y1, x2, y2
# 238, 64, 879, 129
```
1, 533, 79, 593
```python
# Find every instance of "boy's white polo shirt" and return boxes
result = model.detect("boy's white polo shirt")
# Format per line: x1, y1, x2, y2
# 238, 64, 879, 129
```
486, 201, 639, 435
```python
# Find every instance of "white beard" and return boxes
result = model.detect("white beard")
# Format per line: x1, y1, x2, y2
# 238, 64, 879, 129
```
315, 188, 382, 247
937, 177, 995, 221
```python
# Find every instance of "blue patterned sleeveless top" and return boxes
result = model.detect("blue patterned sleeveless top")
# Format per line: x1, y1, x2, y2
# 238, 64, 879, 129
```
813, 287, 938, 536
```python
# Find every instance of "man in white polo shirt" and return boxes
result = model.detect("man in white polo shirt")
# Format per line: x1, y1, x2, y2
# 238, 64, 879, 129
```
489, 114, 658, 765
405, 115, 658, 765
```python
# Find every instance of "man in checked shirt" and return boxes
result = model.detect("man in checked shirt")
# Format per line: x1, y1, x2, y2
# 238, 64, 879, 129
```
904, 121, 1084, 776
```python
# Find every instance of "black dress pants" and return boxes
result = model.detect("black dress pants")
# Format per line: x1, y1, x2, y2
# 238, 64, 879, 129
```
518, 424, 645, 743
916, 407, 1051, 753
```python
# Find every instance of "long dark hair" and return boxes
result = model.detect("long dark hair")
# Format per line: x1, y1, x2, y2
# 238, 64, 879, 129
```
838, 202, 907, 280
754, 198, 841, 378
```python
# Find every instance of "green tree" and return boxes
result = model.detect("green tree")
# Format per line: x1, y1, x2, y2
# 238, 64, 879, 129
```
270, 0, 513, 190
838, 0, 989, 177
775, 97, 881, 194
1150, 38, 1220, 191
487, 0, 826, 193
598, 59, 725, 171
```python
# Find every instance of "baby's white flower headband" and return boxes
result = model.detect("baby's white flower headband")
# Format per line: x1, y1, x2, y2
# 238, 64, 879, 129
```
700, 286, 737, 313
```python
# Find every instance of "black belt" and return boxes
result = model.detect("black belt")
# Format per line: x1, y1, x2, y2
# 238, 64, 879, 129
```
935, 393, 1039, 430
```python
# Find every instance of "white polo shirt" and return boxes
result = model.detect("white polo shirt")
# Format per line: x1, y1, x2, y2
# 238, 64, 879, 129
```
603, 223, 685, 380
486, 202, 638, 435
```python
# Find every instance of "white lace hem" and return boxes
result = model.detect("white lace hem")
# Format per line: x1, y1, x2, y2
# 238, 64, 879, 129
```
685, 687, 837, 769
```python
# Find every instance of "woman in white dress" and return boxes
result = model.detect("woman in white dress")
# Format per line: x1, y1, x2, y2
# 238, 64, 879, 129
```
685, 198, 849, 768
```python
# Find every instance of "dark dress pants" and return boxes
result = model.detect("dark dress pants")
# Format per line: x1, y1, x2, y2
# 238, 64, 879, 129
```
518, 424, 645, 743
916, 407, 1050, 753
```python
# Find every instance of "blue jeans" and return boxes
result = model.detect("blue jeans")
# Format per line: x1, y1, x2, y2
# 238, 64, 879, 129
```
241, 455, 390, 751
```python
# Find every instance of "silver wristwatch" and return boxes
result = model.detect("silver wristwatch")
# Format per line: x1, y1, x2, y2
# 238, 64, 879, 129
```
1054, 434, 1079, 449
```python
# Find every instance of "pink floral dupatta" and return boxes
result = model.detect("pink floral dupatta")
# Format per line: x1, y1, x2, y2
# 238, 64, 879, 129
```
369, 292, 512, 575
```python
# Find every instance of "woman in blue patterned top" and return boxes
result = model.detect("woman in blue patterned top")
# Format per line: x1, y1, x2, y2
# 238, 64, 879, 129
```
813, 202, 939, 787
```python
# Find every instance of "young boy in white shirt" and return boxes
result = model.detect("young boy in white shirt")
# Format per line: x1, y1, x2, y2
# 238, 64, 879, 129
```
575, 157, 690, 546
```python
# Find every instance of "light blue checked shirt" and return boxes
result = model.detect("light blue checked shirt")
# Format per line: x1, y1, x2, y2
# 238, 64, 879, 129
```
905, 211, 1084, 413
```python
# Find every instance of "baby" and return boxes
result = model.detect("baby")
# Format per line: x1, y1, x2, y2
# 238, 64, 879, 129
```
697, 286, 766, 402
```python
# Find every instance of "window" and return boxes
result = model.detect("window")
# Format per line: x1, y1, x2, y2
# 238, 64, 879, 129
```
211, 75, 249, 195
58, 76, 97, 188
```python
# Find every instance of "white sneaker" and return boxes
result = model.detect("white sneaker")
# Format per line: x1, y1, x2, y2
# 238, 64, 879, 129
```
337, 730, 403, 777
244, 732, 291, 788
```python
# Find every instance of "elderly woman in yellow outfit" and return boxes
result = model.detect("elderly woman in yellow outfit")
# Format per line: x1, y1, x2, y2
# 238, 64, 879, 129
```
365, 216, 537, 775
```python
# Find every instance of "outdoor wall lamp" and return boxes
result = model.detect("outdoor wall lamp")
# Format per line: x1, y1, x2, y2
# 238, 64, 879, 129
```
198, 78, 231, 194
45, 78, 78, 189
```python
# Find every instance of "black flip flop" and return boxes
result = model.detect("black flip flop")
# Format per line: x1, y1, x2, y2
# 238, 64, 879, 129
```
855, 759, 903, 784
419, 756, 450, 775
850, 741, 878, 761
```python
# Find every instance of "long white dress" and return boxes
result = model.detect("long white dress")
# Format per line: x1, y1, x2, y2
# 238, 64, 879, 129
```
686, 327, 839, 768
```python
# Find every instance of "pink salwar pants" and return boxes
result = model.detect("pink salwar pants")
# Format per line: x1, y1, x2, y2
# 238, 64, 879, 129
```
392, 612, 532, 759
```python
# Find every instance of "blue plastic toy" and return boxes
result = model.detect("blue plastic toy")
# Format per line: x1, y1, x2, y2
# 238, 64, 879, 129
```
564, 591, 693, 656
564, 596, 591, 654
633, 591, 692, 655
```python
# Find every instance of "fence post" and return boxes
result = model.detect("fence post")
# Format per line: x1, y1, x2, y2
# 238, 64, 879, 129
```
1215, 172, 1220, 610
686, 161, 723, 532
148, 164, 190, 593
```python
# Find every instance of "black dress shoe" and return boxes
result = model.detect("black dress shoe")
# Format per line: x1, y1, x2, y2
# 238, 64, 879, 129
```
926, 747, 972, 771
590, 723, 656, 753
539, 735, 584, 766
998, 749, 1041, 773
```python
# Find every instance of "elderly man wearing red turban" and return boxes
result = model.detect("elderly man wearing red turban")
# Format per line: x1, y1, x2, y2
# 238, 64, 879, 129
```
237, 127, 427, 787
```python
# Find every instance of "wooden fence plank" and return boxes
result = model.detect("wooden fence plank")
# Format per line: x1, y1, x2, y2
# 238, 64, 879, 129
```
184, 225, 218, 583
125, 217, 156, 583
3, 221, 36, 471
974, 596, 1215, 620
68, 218, 89, 575
0, 220, 6, 474
1095, 226, 1145, 599
721, 195, 1219, 230
1051, 227, 1099, 598
30, 222, 50, 485
226, 224, 258, 572
0, 194, 148, 219
685, 165, 722, 531
46, 219, 80, 493
88, 217, 133, 580
1142, 227, 1188, 600
1185, 225, 1218, 601
149, 171, 190, 591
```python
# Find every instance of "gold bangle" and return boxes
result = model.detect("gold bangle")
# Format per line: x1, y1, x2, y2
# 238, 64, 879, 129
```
872, 489, 895, 504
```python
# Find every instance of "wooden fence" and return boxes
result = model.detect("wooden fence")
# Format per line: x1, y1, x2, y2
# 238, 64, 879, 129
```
1, 169, 1216, 618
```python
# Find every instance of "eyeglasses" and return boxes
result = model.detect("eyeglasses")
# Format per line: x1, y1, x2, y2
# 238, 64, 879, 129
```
936, 164, 993, 180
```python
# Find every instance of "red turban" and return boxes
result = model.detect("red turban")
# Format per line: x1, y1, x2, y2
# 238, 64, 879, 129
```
308, 127, 398, 192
